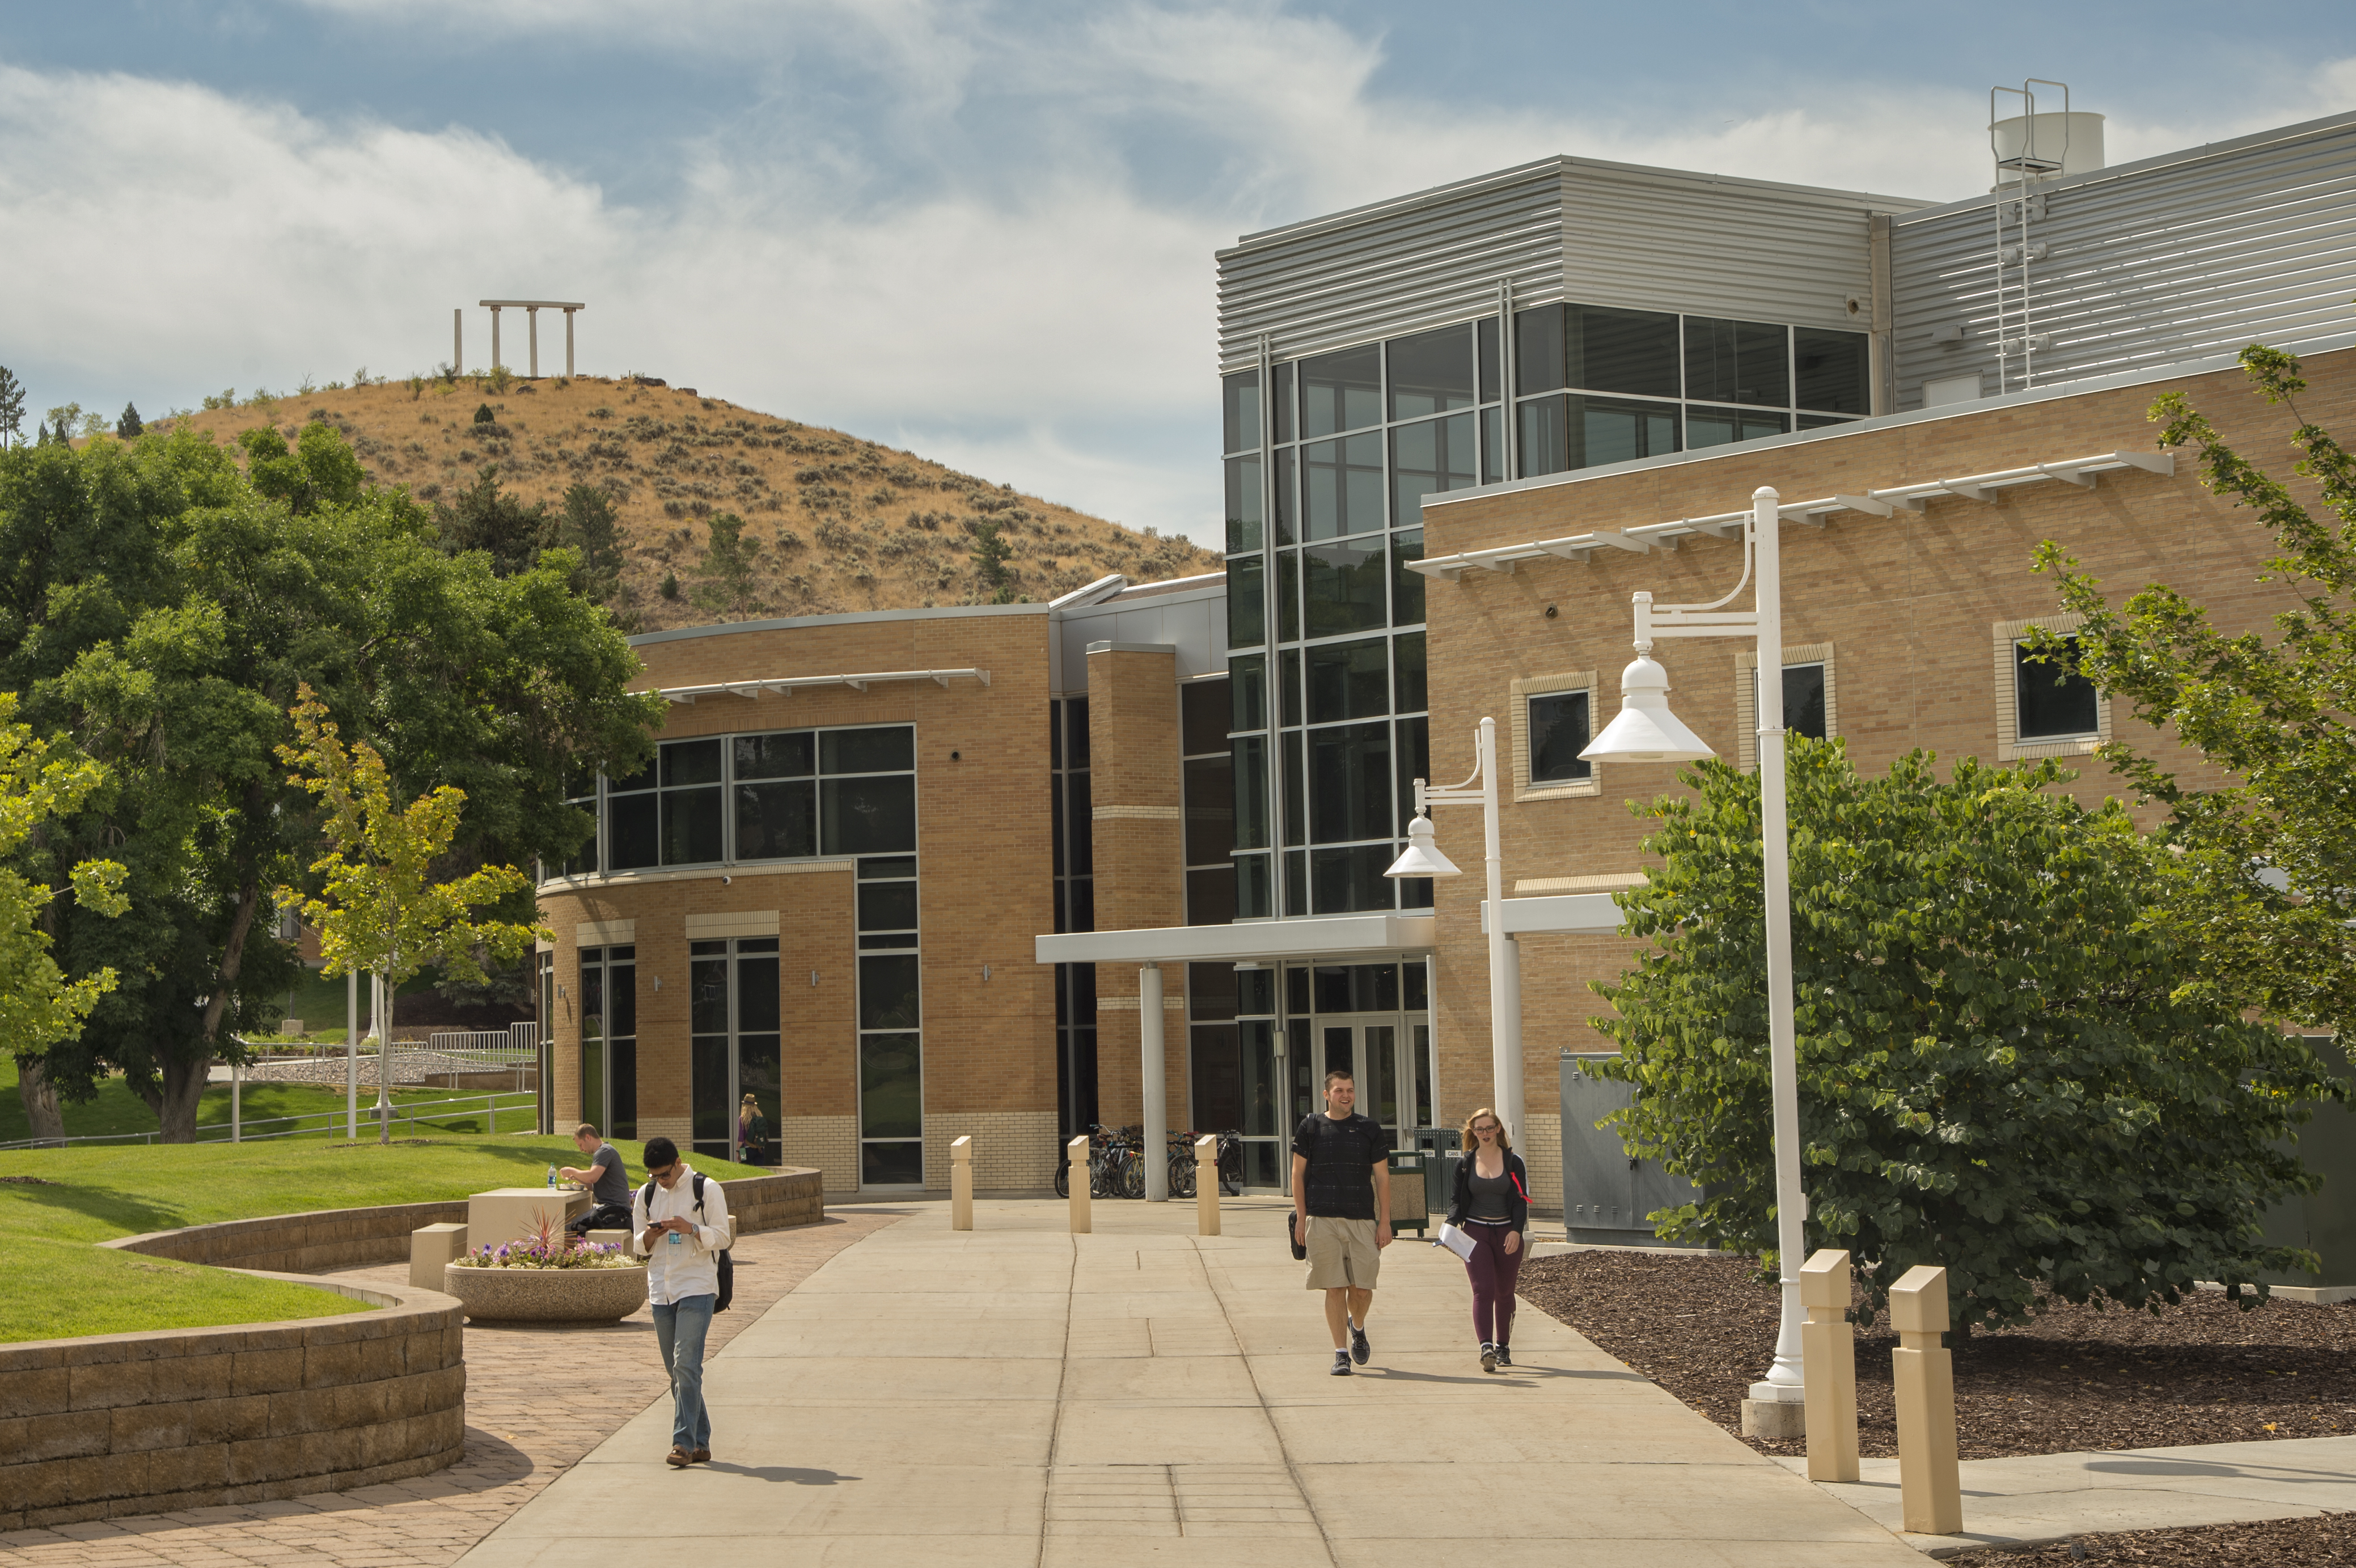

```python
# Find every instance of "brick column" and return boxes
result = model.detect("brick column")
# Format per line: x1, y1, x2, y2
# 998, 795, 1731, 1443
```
1086, 644, 1188, 1130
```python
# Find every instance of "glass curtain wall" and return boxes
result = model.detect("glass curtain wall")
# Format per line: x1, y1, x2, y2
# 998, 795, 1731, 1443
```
1226, 967, 1283, 1187
1050, 697, 1097, 1137
1224, 307, 1868, 918
1181, 680, 1234, 925
577, 946, 637, 1140
688, 938, 779, 1161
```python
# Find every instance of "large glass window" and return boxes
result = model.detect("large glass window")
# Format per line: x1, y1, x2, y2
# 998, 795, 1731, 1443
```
1687, 406, 1790, 449
1685, 317, 1790, 407
1300, 344, 1381, 436
857, 852, 924, 1186
1386, 324, 1475, 419
1529, 692, 1593, 783
1182, 678, 1235, 927
1390, 413, 1476, 526
1521, 394, 1680, 478
1301, 540, 1388, 639
1515, 303, 1680, 399
1303, 433, 1385, 540
1796, 330, 1869, 414
1307, 721, 1391, 844
1224, 455, 1263, 553
687, 937, 772, 1162
1306, 638, 1390, 724
1226, 555, 1264, 650
1223, 368, 1261, 454
577, 945, 636, 1140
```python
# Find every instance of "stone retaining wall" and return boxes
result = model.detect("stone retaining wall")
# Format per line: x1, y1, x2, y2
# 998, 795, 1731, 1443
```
104, 1169, 826, 1273
0, 1275, 464, 1532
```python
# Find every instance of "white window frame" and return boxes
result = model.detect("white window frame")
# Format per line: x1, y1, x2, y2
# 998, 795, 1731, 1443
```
1735, 643, 1838, 773
1509, 670, 1600, 802
1995, 614, 2109, 760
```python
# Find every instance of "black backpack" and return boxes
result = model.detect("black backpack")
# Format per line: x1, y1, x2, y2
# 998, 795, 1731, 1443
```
640, 1171, 734, 1312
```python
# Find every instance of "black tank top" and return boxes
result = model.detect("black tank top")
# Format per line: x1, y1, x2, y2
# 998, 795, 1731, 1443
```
1466, 1165, 1515, 1221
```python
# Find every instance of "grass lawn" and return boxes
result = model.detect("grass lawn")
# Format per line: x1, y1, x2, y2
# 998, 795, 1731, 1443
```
0, 1114, 760, 1343
0, 1054, 539, 1145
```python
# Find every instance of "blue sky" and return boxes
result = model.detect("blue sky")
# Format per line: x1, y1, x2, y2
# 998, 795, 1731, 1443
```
4, 1, 2352, 544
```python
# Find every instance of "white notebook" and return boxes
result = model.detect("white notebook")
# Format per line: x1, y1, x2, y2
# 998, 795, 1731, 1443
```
1436, 1222, 1477, 1261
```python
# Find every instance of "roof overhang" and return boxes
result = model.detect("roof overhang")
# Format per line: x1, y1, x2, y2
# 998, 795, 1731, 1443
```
1035, 913, 1436, 967
1481, 894, 1625, 936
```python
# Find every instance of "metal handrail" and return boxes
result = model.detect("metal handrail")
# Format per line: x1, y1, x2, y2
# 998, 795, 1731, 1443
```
0, 1087, 539, 1152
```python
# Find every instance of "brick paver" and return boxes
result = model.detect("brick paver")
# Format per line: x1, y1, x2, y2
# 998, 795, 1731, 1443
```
0, 1209, 909, 1568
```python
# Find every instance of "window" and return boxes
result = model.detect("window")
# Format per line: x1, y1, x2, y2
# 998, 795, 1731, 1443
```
1795, 330, 1869, 414
688, 937, 777, 1162
1300, 344, 1381, 437
1687, 406, 1790, 449
1222, 368, 1260, 454
1736, 646, 1838, 772
1995, 617, 2108, 758
578, 945, 637, 1141
1182, 678, 1234, 926
1224, 455, 1262, 553
1386, 324, 1475, 419
1685, 317, 1790, 406
1519, 393, 1679, 478
1509, 672, 1600, 800
857, 854, 923, 1186
1302, 433, 1385, 539
1389, 413, 1476, 525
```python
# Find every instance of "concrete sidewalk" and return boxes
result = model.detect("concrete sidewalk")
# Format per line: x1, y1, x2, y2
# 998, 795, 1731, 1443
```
1776, 1434, 2356, 1554
454, 1196, 1921, 1567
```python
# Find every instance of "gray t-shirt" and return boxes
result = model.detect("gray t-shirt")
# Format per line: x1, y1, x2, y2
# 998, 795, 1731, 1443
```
587, 1143, 628, 1206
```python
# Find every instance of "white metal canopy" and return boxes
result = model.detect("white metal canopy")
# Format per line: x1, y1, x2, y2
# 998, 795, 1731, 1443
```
1409, 448, 2173, 579
654, 668, 991, 705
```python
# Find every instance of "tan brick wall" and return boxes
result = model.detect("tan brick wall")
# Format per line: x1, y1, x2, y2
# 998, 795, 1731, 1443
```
923, 1110, 1060, 1190
1086, 646, 1190, 1130
1423, 347, 2356, 1186
536, 610, 1057, 1188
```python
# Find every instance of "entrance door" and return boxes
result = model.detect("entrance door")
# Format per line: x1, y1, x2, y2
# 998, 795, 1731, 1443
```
1316, 1020, 1403, 1129
688, 936, 781, 1162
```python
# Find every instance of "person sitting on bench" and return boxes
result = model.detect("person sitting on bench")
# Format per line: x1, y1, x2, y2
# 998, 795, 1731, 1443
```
560, 1123, 632, 1236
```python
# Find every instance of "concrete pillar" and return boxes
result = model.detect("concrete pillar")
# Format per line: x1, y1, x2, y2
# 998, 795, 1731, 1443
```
452, 308, 462, 376
950, 1135, 973, 1230
1801, 1248, 1860, 1482
564, 308, 576, 376
1141, 964, 1167, 1201
1891, 1265, 1962, 1535
1195, 1134, 1219, 1234
526, 307, 540, 379
1067, 1135, 1090, 1234
489, 306, 502, 374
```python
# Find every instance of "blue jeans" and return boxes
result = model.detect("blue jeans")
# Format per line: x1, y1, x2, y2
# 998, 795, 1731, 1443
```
651, 1294, 715, 1451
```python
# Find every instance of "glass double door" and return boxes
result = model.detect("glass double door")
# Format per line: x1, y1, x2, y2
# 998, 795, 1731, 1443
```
1288, 1014, 1423, 1139
690, 937, 781, 1163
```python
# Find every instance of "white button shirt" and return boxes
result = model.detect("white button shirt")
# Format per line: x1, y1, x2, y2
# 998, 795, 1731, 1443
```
631, 1163, 730, 1305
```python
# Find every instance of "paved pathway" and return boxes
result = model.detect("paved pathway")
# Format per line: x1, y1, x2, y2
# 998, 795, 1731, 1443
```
454, 1197, 1922, 1567
1775, 1434, 2356, 1553
0, 1210, 906, 1568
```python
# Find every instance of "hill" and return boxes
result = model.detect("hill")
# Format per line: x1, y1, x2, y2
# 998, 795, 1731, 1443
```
153, 375, 1219, 631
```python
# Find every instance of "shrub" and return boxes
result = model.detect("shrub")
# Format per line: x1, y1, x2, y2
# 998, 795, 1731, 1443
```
475, 402, 496, 425
1591, 742, 2343, 1332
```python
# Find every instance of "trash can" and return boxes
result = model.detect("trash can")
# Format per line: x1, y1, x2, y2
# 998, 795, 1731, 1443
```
1388, 1148, 1431, 1235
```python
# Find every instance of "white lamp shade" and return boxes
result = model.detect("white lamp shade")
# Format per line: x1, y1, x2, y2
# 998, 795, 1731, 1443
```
1384, 813, 1462, 879
1581, 654, 1716, 764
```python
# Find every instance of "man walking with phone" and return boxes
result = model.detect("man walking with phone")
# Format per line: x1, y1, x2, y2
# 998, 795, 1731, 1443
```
1291, 1067, 1391, 1376
633, 1135, 731, 1468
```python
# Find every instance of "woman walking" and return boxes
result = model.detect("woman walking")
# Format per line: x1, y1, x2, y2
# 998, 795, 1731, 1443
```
1446, 1107, 1529, 1372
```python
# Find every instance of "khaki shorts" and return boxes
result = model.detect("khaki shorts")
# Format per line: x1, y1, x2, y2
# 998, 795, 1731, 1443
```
1304, 1216, 1381, 1291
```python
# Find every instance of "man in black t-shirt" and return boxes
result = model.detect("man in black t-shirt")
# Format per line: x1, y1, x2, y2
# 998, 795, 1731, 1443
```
1291, 1068, 1391, 1376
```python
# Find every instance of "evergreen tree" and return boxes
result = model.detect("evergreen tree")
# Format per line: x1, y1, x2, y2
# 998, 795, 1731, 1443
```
551, 482, 627, 609
116, 402, 142, 440
970, 519, 1016, 604
690, 511, 764, 617
0, 367, 24, 450
430, 465, 549, 578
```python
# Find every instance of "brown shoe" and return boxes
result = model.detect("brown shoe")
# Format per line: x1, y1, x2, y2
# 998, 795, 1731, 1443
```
666, 1446, 691, 1468
690, 1448, 710, 1464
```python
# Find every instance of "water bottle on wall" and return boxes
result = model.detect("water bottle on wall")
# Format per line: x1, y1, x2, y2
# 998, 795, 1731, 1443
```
545, 1163, 556, 1189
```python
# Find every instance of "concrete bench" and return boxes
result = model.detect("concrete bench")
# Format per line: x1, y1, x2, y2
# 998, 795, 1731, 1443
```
411, 1221, 467, 1290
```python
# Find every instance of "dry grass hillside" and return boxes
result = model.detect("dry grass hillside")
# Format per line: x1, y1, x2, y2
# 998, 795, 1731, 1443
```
156, 375, 1218, 631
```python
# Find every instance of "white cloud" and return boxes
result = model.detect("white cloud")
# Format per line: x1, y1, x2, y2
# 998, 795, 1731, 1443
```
6, 11, 2353, 548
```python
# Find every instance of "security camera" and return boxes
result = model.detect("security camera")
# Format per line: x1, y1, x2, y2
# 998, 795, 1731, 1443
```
721, 875, 733, 885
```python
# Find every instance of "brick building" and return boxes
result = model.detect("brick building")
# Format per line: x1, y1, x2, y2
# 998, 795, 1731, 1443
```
549, 104, 2356, 1205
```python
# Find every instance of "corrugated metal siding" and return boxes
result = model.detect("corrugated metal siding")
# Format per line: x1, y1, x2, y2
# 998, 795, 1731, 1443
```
1890, 115, 2356, 409
1563, 165, 1888, 332
1215, 163, 1564, 371
1217, 158, 1921, 371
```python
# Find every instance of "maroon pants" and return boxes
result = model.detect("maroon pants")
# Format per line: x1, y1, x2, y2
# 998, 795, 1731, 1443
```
1462, 1219, 1523, 1346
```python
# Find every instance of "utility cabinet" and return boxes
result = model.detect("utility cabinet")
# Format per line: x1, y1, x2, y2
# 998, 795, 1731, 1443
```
2258, 1037, 2356, 1296
1560, 1051, 1707, 1247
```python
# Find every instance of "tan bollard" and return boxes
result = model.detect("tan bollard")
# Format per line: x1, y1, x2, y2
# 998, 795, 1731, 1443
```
1067, 1134, 1091, 1234
1195, 1135, 1220, 1235
1800, 1248, 1860, 1482
950, 1135, 973, 1231
1890, 1264, 1963, 1536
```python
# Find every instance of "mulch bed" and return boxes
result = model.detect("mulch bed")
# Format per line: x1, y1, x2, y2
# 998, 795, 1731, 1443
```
1519, 1249, 2356, 1461
1979, 1512, 2356, 1564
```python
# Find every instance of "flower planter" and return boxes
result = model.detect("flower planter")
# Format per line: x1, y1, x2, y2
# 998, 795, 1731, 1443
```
442, 1259, 648, 1323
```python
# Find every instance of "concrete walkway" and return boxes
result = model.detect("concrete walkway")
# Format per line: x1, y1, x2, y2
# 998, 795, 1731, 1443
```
1776, 1434, 2356, 1554
454, 1197, 1921, 1567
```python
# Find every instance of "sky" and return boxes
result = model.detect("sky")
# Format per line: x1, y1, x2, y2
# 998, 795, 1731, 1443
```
3, 1, 2353, 546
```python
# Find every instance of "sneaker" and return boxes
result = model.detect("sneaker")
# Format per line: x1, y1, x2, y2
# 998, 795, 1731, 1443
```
1349, 1320, 1371, 1366
690, 1448, 710, 1464
666, 1447, 691, 1468
1480, 1342, 1498, 1373
1330, 1350, 1352, 1376
1494, 1345, 1512, 1369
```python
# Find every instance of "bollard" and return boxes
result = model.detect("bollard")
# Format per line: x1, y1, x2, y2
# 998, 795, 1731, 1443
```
1067, 1134, 1091, 1234
950, 1135, 974, 1230
1195, 1134, 1219, 1235
1800, 1248, 1860, 1482
1890, 1264, 1963, 1536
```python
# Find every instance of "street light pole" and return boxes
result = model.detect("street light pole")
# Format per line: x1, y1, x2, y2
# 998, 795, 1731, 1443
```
1580, 485, 1810, 1422
1385, 715, 1521, 1142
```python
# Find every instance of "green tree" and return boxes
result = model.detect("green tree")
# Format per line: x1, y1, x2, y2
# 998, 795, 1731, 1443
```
550, 482, 628, 612
1589, 742, 2340, 1333
970, 519, 1014, 603
0, 692, 128, 1142
432, 465, 549, 578
691, 510, 764, 616
239, 420, 363, 514
2036, 346, 2356, 1039
116, 404, 142, 440
0, 368, 24, 450
275, 687, 544, 1142
0, 426, 662, 1140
